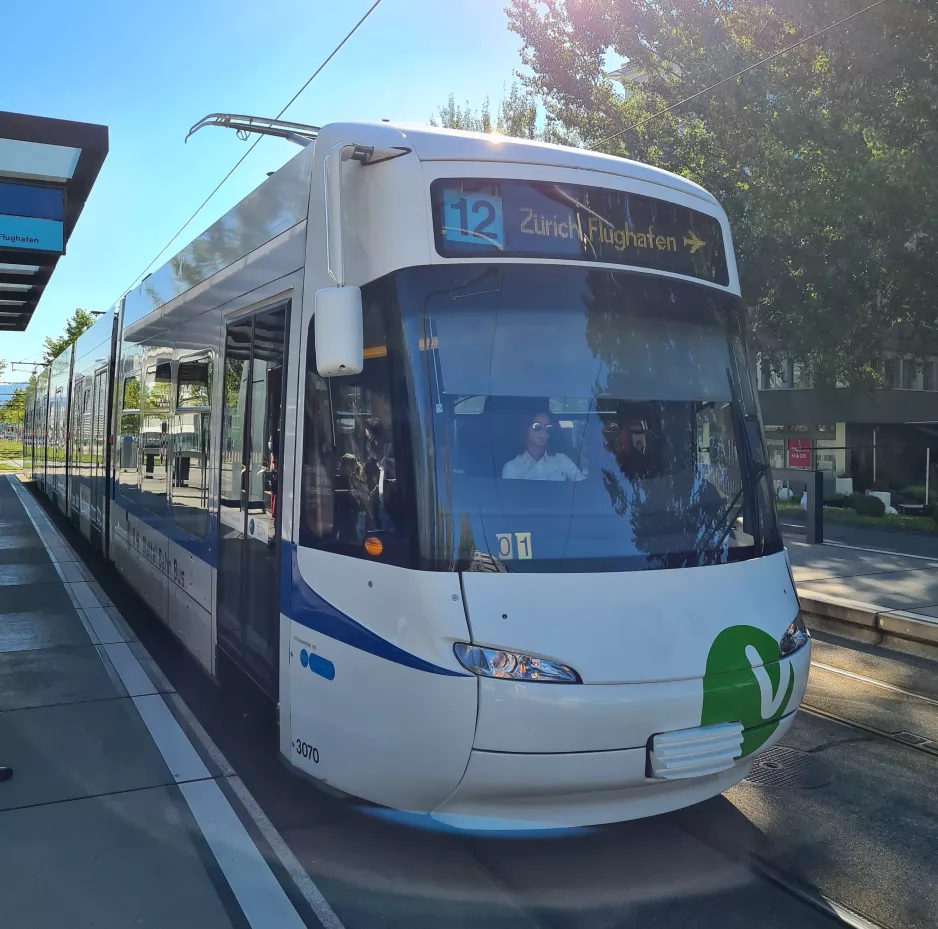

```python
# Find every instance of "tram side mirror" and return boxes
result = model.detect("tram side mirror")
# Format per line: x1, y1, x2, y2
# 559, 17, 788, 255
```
314, 286, 364, 377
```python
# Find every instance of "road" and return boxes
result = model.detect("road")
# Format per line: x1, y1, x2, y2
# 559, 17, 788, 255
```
33, 490, 938, 929
780, 511, 937, 559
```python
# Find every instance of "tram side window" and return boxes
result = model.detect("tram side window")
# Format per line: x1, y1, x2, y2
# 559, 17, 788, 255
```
92, 370, 107, 471
171, 356, 212, 538
81, 387, 92, 465
69, 383, 83, 474
118, 375, 141, 502
141, 361, 172, 515
299, 292, 413, 564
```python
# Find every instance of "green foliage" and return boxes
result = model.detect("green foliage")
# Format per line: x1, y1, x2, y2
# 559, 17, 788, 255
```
830, 506, 936, 533
846, 492, 866, 510
901, 485, 929, 503
433, 83, 568, 143
42, 309, 97, 363
505, 0, 938, 377
0, 387, 27, 429
123, 376, 140, 410
853, 494, 886, 517
823, 492, 847, 507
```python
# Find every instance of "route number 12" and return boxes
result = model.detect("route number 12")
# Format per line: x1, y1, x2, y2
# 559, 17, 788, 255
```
442, 189, 505, 248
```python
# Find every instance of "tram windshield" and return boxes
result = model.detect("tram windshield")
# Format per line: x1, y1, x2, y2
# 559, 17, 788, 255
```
300, 264, 782, 573
397, 264, 780, 572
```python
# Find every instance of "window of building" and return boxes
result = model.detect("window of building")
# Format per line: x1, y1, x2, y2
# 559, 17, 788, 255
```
924, 360, 938, 391
765, 438, 786, 471
299, 287, 413, 565
816, 439, 840, 472
883, 357, 899, 389
172, 356, 212, 537
117, 374, 140, 502
901, 358, 916, 390
791, 362, 812, 389
758, 357, 787, 390
140, 362, 172, 515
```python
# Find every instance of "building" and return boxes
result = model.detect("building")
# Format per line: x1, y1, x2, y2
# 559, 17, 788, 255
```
756, 354, 938, 494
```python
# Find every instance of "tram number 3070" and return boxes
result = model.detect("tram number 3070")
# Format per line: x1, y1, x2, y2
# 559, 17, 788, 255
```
294, 740, 320, 763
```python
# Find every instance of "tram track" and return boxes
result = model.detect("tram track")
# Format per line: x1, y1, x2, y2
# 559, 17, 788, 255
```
748, 856, 890, 929
683, 654, 938, 929
804, 659, 938, 758
799, 704, 938, 758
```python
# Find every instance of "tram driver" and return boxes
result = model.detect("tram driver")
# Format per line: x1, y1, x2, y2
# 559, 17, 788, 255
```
502, 410, 585, 482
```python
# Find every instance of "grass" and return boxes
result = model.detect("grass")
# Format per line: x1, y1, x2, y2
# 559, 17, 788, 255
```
0, 438, 23, 471
776, 500, 937, 533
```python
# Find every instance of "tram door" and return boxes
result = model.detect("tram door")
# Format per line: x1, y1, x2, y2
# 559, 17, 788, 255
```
217, 302, 289, 698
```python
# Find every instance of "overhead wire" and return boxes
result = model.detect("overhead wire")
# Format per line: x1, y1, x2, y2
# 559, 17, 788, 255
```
598, 0, 889, 147
120, 0, 387, 299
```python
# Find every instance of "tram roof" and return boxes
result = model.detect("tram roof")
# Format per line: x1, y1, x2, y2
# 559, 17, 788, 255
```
386, 121, 718, 206
122, 120, 720, 334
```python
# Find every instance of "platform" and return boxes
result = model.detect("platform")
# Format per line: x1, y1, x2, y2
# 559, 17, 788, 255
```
0, 475, 316, 929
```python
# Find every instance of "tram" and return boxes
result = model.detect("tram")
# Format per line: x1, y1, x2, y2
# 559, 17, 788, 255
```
23, 122, 810, 828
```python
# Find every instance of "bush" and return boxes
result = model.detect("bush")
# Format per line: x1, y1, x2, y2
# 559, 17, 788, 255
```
824, 492, 848, 507
853, 494, 886, 517
871, 479, 891, 492
847, 492, 866, 510
902, 485, 928, 503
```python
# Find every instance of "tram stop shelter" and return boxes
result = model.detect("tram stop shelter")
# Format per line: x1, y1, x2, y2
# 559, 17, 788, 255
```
0, 111, 108, 333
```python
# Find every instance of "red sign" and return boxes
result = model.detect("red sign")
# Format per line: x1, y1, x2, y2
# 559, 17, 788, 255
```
787, 439, 811, 469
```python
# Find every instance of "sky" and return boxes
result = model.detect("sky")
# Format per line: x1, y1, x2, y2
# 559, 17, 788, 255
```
0, 0, 524, 379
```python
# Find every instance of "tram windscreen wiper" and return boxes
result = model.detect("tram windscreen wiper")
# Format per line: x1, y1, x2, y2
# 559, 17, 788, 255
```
705, 461, 769, 557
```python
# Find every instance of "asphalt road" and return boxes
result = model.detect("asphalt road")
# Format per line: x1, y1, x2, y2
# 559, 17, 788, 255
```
781, 512, 938, 559
32, 490, 938, 929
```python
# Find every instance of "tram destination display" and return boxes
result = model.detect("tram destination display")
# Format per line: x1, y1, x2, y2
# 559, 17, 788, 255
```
432, 177, 728, 285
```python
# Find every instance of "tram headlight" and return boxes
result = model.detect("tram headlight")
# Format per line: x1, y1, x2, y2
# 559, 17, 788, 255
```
454, 643, 581, 683
778, 612, 810, 657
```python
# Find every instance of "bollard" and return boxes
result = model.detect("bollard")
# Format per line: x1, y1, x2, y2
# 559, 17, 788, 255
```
806, 469, 824, 544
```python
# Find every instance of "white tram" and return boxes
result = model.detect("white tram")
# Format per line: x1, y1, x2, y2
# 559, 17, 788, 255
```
24, 122, 810, 828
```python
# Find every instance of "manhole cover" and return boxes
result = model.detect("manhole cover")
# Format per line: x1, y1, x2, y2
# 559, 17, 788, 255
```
744, 746, 834, 789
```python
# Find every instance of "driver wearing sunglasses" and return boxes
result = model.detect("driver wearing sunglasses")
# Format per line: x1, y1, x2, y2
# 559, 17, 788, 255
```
502, 411, 585, 482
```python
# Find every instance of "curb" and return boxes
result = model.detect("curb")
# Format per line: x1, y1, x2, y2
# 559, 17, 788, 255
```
799, 593, 938, 648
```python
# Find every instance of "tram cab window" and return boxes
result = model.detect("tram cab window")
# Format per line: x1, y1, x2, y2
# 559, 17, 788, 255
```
300, 288, 413, 564
140, 361, 172, 515
171, 356, 212, 538
118, 374, 141, 502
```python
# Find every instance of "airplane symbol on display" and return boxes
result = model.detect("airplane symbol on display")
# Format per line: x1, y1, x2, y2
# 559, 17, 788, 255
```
683, 230, 707, 254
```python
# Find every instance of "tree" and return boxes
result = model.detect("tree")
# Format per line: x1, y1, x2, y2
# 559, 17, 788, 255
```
42, 308, 97, 363
506, 0, 938, 384
0, 388, 27, 429
433, 82, 569, 143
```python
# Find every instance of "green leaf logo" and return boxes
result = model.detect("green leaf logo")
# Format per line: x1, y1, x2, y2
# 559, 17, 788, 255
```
701, 625, 796, 757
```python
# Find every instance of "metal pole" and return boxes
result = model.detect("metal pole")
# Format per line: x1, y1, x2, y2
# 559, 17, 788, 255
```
806, 469, 824, 544
873, 428, 877, 483
927, 447, 931, 505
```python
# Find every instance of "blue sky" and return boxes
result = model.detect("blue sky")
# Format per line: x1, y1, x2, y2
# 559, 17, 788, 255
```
1, 0, 523, 378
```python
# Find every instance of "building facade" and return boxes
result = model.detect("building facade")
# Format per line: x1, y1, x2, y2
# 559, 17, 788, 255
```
757, 354, 938, 494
